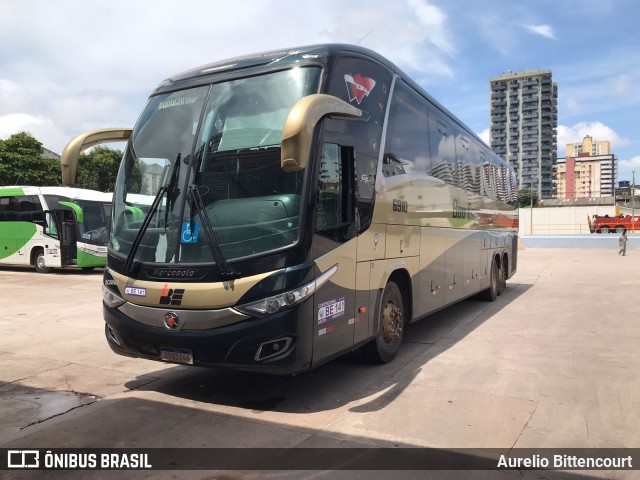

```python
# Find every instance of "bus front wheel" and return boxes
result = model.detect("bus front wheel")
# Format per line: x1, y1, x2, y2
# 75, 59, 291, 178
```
34, 249, 52, 274
362, 281, 404, 364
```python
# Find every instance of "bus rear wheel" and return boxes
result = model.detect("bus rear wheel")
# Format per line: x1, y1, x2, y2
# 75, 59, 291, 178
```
33, 249, 52, 274
481, 260, 498, 301
362, 281, 404, 364
497, 258, 507, 296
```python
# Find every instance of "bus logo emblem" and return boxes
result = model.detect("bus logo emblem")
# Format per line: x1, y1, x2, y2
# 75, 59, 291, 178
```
344, 74, 376, 105
160, 284, 185, 305
163, 312, 180, 330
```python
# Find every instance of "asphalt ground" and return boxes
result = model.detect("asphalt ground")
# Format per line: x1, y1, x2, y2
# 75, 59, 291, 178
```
0, 248, 638, 479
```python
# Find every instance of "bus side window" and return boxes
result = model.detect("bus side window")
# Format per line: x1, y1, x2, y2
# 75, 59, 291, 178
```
17, 195, 43, 222
382, 80, 429, 177
315, 143, 356, 242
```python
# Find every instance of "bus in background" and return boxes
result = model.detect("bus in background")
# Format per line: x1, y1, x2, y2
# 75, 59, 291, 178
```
0, 186, 111, 273
61, 44, 518, 374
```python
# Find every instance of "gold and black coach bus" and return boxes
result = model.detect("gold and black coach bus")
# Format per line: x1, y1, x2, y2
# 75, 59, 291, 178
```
61, 44, 518, 374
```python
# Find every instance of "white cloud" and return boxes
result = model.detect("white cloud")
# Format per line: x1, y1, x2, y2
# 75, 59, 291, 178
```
0, 113, 69, 153
0, 0, 459, 153
611, 74, 631, 95
522, 24, 556, 39
477, 128, 490, 145
557, 121, 630, 152
407, 0, 455, 56
0, 113, 44, 136
619, 156, 640, 171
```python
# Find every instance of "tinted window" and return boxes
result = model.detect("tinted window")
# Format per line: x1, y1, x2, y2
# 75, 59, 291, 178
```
315, 143, 356, 244
329, 56, 392, 232
0, 195, 42, 222
427, 111, 457, 184
382, 81, 430, 177
455, 132, 479, 193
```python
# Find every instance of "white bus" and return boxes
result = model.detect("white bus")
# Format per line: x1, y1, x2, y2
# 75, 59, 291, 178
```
0, 186, 111, 272
61, 44, 518, 374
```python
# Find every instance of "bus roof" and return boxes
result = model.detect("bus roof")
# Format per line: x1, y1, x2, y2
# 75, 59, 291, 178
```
152, 44, 494, 156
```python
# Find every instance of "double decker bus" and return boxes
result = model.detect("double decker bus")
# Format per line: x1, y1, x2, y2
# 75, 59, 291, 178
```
61, 44, 518, 374
0, 186, 111, 272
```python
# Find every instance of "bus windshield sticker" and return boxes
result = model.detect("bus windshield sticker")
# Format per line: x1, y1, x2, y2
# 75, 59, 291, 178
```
124, 286, 147, 297
181, 221, 200, 244
318, 297, 345, 324
344, 74, 376, 105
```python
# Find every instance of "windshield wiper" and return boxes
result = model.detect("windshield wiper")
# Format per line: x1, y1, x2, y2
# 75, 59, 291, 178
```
123, 155, 181, 275
187, 184, 239, 280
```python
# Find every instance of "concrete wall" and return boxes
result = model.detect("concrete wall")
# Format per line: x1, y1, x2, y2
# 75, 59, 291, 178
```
518, 205, 617, 235
520, 234, 639, 249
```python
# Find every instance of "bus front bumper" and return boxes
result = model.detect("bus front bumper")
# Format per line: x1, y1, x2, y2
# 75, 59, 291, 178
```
103, 302, 314, 375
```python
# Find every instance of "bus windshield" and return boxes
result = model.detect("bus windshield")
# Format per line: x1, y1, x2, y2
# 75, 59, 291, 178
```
111, 67, 321, 265
76, 200, 111, 245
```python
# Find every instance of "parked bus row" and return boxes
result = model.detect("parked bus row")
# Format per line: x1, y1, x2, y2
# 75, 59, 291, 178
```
0, 186, 112, 272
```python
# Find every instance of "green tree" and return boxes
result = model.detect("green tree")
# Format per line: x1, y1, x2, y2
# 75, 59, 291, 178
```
517, 188, 539, 208
0, 132, 60, 186
75, 146, 123, 192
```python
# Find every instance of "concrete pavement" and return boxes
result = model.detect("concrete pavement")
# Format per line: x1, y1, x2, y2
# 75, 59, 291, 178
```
0, 248, 638, 479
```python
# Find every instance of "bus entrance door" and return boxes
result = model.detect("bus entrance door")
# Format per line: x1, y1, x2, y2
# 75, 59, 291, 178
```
311, 140, 358, 364
43, 209, 78, 267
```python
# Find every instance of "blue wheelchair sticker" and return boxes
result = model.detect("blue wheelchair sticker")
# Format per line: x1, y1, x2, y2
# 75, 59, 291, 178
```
181, 221, 200, 244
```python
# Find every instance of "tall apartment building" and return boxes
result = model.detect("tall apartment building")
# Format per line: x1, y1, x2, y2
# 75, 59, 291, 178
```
555, 153, 617, 199
566, 135, 611, 157
489, 69, 558, 199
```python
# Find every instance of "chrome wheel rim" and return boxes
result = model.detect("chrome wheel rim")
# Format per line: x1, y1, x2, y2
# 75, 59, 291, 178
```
382, 300, 402, 345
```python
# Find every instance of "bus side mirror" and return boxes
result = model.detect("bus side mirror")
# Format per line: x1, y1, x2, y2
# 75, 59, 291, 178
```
61, 128, 133, 187
281, 94, 362, 172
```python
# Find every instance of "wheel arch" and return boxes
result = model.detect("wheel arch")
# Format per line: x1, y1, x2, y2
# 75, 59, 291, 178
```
371, 264, 413, 333
387, 268, 412, 325
29, 245, 44, 265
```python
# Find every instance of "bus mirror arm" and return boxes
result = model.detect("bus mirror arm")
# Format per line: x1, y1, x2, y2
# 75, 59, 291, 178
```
281, 94, 362, 172
61, 128, 133, 187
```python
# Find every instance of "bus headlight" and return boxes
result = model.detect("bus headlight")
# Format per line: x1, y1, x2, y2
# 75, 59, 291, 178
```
236, 264, 338, 317
103, 285, 126, 308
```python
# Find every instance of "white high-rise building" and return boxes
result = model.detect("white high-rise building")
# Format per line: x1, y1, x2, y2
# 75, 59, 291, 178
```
489, 70, 558, 199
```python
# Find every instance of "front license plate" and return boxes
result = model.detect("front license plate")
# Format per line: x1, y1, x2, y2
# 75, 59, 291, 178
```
160, 348, 194, 365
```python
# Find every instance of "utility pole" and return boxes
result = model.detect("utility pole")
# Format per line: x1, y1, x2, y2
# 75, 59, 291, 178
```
530, 189, 533, 235
633, 171, 636, 233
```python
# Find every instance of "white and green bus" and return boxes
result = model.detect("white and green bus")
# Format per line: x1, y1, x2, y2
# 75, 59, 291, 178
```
61, 44, 518, 374
0, 186, 111, 272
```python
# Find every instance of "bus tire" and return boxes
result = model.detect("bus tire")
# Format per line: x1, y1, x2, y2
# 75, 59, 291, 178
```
361, 281, 404, 364
497, 257, 507, 296
33, 249, 52, 274
481, 260, 498, 302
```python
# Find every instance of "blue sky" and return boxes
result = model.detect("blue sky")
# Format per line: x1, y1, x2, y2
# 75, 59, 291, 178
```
0, 0, 638, 181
